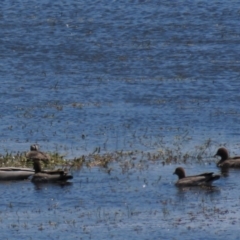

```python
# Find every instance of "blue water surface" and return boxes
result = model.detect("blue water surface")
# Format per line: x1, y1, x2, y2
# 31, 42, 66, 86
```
1, 0, 240, 239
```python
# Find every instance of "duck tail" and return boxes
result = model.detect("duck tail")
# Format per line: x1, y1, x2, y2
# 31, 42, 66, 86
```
63, 174, 73, 180
210, 174, 221, 182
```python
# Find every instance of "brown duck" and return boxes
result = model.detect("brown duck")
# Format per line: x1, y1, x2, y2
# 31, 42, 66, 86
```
215, 147, 240, 168
31, 159, 73, 183
173, 167, 220, 186
27, 144, 72, 182
26, 144, 50, 161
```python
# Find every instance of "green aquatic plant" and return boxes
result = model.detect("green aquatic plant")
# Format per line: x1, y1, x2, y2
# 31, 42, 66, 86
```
0, 138, 218, 171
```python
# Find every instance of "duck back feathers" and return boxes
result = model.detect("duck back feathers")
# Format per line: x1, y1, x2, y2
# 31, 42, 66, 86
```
174, 167, 220, 186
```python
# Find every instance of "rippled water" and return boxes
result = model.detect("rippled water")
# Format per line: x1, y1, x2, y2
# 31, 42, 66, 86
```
1, 163, 240, 240
1, 0, 240, 239
1, 0, 240, 155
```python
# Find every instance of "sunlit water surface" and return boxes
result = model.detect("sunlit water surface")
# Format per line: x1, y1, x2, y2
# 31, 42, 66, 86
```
1, 0, 240, 239
0, 163, 239, 240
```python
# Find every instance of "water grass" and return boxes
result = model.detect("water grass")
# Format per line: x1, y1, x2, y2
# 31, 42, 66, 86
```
0, 138, 219, 170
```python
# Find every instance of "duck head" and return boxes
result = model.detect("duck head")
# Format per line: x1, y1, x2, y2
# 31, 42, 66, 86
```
214, 147, 229, 161
173, 167, 186, 179
30, 144, 39, 151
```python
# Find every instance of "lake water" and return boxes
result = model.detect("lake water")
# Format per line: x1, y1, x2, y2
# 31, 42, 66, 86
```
1, 0, 240, 239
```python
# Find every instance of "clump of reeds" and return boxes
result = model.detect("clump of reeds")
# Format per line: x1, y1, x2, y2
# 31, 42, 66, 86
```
0, 138, 219, 170
0, 152, 30, 168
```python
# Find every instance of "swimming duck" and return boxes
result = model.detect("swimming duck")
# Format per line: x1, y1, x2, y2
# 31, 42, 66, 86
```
0, 167, 34, 181
215, 147, 240, 168
173, 167, 220, 186
26, 144, 50, 161
31, 159, 73, 183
